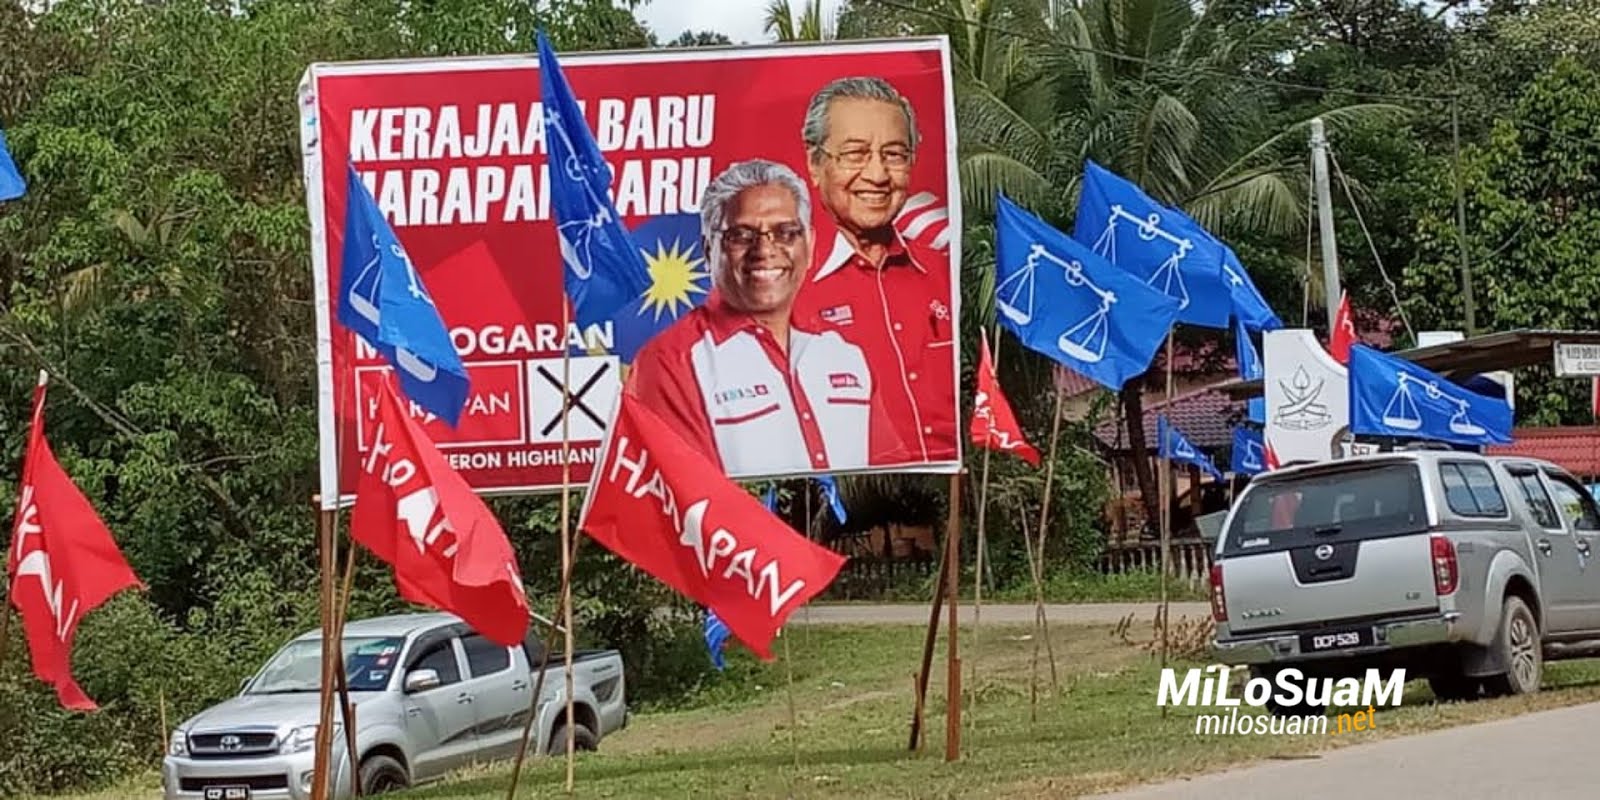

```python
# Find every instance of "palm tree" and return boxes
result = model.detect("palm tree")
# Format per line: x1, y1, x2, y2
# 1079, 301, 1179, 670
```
764, 0, 838, 41
945, 0, 1403, 525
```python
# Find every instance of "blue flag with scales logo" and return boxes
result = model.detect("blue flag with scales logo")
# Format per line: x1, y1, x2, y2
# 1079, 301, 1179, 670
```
0, 129, 25, 202
337, 164, 471, 426
994, 194, 1180, 391
1349, 344, 1513, 446
1158, 414, 1224, 480
1072, 161, 1231, 329
537, 31, 655, 338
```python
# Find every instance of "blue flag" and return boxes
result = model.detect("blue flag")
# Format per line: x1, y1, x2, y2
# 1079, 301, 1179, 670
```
1072, 161, 1231, 329
0, 129, 25, 202
337, 165, 470, 426
537, 31, 654, 335
1231, 427, 1265, 476
703, 609, 731, 670
1222, 248, 1283, 332
1157, 414, 1224, 480
1235, 319, 1265, 424
994, 194, 1180, 390
1349, 344, 1513, 446
814, 475, 847, 525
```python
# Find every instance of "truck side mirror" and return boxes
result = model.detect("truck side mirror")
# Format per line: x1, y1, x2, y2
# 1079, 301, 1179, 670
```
405, 669, 441, 694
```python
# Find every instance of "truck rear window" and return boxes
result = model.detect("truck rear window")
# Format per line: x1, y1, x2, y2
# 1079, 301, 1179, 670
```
1222, 463, 1428, 556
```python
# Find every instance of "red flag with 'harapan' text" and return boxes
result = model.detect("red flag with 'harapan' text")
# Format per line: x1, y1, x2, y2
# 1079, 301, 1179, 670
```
7, 372, 142, 710
970, 335, 1041, 467
580, 393, 846, 660
350, 379, 530, 647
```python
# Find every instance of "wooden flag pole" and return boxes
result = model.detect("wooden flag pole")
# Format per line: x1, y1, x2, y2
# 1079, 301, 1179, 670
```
943, 470, 963, 763
334, 536, 361, 797
505, 535, 586, 800
908, 510, 950, 752
311, 502, 337, 800
1159, 333, 1175, 717
558, 303, 577, 792
1029, 381, 1068, 719
970, 328, 998, 731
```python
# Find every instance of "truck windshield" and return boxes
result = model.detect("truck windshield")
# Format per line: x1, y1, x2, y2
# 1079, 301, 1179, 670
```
247, 636, 407, 694
1222, 462, 1428, 556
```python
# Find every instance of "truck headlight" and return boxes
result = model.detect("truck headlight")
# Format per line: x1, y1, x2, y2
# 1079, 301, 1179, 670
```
168, 730, 188, 757
280, 724, 340, 754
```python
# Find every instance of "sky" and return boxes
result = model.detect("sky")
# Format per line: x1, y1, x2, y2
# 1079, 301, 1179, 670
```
636, 0, 848, 46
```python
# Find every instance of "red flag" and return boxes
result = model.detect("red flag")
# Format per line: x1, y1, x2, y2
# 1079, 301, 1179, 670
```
1330, 292, 1356, 365
7, 373, 142, 711
969, 336, 1041, 466
580, 394, 846, 660
350, 379, 529, 647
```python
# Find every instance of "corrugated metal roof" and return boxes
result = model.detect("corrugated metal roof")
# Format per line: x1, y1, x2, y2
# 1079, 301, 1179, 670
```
1093, 386, 1242, 452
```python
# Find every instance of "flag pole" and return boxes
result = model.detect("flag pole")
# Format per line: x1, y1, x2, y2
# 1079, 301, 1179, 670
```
782, 627, 800, 776
970, 328, 998, 732
908, 511, 949, 751
334, 535, 361, 798
0, 371, 46, 672
504, 579, 570, 800
559, 303, 577, 792
1159, 333, 1174, 718
311, 500, 336, 800
943, 470, 963, 763
1030, 380, 1067, 720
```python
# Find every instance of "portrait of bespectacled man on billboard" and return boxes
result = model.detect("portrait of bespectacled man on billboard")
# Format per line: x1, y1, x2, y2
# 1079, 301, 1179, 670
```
624, 158, 908, 479
791, 75, 959, 468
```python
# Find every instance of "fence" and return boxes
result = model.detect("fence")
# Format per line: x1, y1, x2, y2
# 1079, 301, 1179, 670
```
1098, 538, 1214, 589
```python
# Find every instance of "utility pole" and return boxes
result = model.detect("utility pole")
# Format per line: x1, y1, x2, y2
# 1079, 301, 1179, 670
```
1310, 117, 1341, 334
1451, 90, 1477, 335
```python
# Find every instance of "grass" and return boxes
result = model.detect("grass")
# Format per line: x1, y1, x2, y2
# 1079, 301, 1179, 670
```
38, 616, 1600, 800
823, 569, 1210, 605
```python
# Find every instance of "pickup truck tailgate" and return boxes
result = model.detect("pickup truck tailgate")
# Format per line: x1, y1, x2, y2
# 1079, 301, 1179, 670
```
1220, 460, 1439, 634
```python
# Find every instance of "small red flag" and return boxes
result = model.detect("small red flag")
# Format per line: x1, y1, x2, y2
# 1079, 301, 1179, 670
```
350, 379, 529, 647
1330, 292, 1356, 365
580, 393, 846, 660
969, 336, 1041, 467
7, 373, 142, 711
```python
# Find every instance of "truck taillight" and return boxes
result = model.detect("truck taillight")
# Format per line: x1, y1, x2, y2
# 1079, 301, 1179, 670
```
1432, 535, 1459, 595
1208, 563, 1227, 622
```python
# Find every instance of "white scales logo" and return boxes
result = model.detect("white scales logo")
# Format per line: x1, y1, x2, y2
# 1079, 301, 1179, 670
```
345, 229, 446, 385
996, 243, 1118, 364
1092, 204, 1195, 310
1381, 371, 1487, 436
11, 485, 78, 641
545, 108, 614, 283
1240, 437, 1265, 471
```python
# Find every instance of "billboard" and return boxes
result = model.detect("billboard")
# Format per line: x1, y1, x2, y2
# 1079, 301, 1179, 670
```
299, 39, 963, 507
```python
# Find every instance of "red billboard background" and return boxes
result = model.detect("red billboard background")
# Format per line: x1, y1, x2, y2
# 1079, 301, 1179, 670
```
300, 39, 960, 507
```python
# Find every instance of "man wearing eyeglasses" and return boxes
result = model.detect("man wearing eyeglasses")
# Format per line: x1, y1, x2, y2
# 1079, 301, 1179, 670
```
793, 76, 958, 467
625, 159, 906, 477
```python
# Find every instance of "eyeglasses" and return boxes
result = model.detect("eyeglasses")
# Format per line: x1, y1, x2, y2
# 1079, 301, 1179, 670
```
718, 223, 807, 249
820, 146, 913, 171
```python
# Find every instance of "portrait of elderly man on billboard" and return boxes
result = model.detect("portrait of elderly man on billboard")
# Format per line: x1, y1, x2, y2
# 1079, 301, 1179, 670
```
792, 75, 958, 467
625, 159, 907, 478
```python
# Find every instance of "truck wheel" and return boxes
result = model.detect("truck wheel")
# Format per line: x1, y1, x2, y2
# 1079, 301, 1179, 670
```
1483, 595, 1541, 697
359, 754, 410, 796
549, 723, 598, 756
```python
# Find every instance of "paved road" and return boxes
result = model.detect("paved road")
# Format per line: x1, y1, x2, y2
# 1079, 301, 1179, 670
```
1089, 700, 1600, 800
796, 602, 1212, 626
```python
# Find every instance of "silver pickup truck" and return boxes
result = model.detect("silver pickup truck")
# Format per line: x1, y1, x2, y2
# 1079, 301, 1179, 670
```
1210, 450, 1600, 710
162, 612, 626, 800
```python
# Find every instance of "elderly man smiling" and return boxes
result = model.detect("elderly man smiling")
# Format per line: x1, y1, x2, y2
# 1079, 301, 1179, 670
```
793, 76, 958, 466
625, 159, 905, 478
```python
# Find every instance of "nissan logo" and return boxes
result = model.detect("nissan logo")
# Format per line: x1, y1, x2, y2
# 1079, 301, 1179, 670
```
1315, 544, 1335, 561
219, 734, 243, 751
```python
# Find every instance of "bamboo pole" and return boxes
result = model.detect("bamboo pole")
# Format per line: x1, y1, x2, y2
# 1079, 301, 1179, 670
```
504, 535, 584, 800
558, 303, 577, 792
783, 628, 800, 774
970, 328, 998, 730
943, 471, 962, 763
334, 537, 361, 797
1029, 382, 1068, 718
907, 514, 950, 751
1159, 333, 1174, 717
311, 503, 337, 800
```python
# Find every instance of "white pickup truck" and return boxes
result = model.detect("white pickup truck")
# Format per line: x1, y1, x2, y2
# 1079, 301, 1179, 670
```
162, 612, 626, 800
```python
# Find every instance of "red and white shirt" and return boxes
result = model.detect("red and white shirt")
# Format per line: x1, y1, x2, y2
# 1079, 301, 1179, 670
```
791, 216, 958, 466
626, 295, 905, 477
